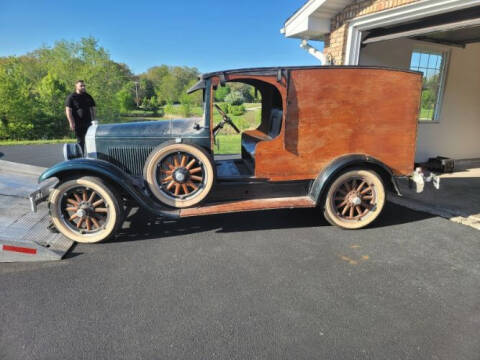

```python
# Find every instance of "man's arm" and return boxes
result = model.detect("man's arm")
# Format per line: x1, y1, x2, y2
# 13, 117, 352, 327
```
90, 106, 96, 121
65, 107, 75, 131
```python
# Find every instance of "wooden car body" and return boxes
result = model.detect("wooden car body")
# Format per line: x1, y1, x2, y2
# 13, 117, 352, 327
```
204, 66, 421, 182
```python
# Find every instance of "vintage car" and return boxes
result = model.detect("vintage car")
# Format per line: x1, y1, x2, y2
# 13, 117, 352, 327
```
30, 66, 423, 243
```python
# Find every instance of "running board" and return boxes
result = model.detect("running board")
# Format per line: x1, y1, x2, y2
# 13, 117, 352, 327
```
180, 196, 316, 217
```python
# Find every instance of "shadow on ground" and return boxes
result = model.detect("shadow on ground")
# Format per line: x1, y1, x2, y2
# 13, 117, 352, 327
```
112, 202, 434, 244
0, 152, 3, 158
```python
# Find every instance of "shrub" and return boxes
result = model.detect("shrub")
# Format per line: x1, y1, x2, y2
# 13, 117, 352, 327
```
229, 104, 245, 116
164, 101, 175, 115
181, 102, 191, 117
215, 86, 231, 102
180, 93, 192, 117
224, 90, 244, 106
218, 102, 230, 114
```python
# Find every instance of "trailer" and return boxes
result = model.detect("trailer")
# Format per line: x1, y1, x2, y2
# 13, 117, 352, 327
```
0, 160, 73, 262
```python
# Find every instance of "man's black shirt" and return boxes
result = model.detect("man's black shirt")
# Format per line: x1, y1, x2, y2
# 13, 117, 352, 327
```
65, 92, 96, 130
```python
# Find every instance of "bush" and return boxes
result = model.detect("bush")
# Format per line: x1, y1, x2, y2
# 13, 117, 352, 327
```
215, 86, 230, 102
218, 102, 230, 114
224, 90, 244, 106
181, 102, 191, 117
229, 104, 245, 116
164, 102, 175, 115
3, 122, 35, 140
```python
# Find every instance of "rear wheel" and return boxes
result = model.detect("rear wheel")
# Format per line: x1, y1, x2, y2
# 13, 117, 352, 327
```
143, 143, 214, 208
324, 169, 385, 229
49, 176, 124, 243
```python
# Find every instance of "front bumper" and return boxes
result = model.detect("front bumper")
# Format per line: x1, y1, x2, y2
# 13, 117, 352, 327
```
29, 178, 58, 212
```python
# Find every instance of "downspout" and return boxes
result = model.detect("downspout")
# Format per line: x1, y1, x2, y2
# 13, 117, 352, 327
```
300, 39, 326, 65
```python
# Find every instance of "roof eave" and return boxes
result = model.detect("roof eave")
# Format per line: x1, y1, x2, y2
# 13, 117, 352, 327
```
281, 0, 353, 39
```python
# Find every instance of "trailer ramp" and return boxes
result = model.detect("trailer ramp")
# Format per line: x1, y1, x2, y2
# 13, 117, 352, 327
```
0, 160, 74, 262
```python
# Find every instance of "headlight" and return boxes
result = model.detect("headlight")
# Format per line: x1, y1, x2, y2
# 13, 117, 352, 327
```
63, 143, 83, 160
85, 121, 98, 158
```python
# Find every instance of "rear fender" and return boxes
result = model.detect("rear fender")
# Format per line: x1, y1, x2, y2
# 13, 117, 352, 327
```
309, 154, 401, 205
39, 159, 180, 218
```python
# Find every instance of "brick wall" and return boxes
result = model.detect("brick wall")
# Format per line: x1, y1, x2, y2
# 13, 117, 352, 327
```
324, 0, 419, 64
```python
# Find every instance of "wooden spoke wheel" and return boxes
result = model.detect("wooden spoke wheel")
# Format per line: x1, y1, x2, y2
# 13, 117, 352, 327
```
324, 169, 385, 229
144, 143, 214, 208
49, 176, 124, 243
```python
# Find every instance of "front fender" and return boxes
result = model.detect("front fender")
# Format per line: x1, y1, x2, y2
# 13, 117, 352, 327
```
39, 159, 180, 218
309, 154, 401, 205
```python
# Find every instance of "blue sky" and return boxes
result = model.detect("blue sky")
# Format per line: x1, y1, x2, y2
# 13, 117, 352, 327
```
0, 0, 324, 74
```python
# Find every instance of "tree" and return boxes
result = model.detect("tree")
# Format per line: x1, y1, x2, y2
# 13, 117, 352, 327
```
0, 58, 36, 139
36, 72, 69, 137
116, 82, 136, 113
139, 78, 155, 99
143, 65, 199, 104
229, 83, 254, 103
180, 93, 192, 117
215, 85, 230, 102
225, 90, 245, 106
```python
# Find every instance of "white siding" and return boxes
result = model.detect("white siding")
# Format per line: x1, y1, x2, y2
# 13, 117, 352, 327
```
359, 38, 480, 162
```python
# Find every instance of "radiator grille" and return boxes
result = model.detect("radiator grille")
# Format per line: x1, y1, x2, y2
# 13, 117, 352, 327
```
100, 146, 155, 176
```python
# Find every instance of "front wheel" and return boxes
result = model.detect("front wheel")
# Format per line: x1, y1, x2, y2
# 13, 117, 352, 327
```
49, 176, 124, 243
143, 143, 215, 208
323, 169, 385, 229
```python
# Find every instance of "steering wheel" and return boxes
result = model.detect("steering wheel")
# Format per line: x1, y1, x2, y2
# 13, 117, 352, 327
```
214, 104, 240, 133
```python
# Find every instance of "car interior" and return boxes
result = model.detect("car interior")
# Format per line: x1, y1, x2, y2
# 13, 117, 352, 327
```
214, 79, 284, 180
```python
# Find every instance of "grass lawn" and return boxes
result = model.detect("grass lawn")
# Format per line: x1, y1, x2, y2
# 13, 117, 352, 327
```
0, 138, 75, 146
213, 135, 241, 154
419, 107, 434, 121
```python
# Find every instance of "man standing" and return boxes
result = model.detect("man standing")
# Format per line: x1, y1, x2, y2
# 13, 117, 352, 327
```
65, 80, 96, 153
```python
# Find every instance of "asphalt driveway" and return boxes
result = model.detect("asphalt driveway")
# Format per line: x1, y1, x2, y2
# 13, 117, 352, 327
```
0, 145, 479, 359
0, 144, 64, 167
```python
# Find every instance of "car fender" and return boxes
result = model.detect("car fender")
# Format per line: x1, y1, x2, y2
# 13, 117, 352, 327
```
309, 154, 401, 205
39, 158, 180, 218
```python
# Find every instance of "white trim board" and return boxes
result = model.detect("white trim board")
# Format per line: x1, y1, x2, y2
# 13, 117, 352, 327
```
344, 0, 480, 65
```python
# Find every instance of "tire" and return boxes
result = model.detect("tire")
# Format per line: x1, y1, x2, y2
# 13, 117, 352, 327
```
143, 143, 215, 208
49, 176, 124, 243
323, 169, 385, 230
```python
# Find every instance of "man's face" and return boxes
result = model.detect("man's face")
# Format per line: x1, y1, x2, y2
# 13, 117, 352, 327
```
75, 82, 86, 93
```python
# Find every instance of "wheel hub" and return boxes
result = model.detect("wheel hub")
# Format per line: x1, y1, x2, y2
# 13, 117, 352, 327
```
76, 202, 94, 218
346, 191, 362, 206
173, 167, 189, 183
350, 195, 362, 206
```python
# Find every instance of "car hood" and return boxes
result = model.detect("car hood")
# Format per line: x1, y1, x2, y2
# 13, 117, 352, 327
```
95, 118, 203, 138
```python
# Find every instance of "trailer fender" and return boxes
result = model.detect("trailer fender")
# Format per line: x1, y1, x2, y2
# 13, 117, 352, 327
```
309, 154, 401, 205
38, 159, 180, 218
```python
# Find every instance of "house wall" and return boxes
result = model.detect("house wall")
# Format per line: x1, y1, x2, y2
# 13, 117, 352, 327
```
324, 0, 419, 64
359, 39, 480, 161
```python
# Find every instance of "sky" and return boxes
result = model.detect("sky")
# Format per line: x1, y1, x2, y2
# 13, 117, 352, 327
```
0, 0, 324, 75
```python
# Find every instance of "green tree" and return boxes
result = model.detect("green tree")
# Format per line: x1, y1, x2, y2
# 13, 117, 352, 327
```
156, 73, 177, 104
229, 83, 254, 102
116, 82, 136, 113
180, 93, 192, 117
225, 90, 245, 106
35, 72, 69, 137
0, 58, 36, 139
215, 86, 230, 102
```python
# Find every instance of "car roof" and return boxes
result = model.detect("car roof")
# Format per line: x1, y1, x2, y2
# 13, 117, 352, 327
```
199, 65, 421, 79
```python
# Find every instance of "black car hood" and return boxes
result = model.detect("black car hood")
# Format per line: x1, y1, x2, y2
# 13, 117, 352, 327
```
95, 118, 203, 138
